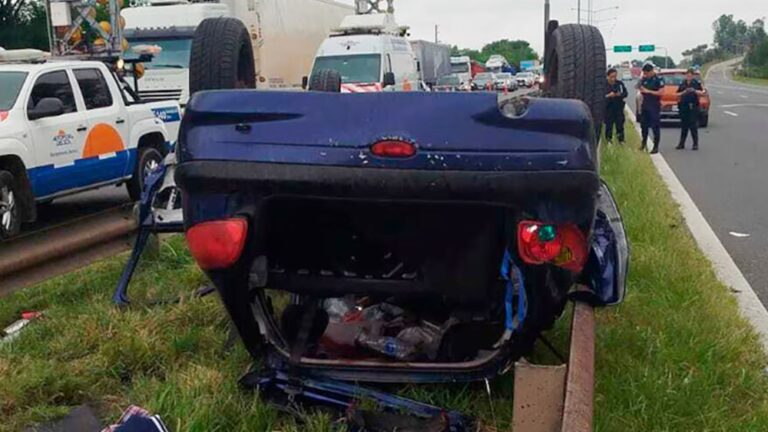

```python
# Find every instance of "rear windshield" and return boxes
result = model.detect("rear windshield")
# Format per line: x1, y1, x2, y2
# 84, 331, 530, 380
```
475, 73, 494, 80
497, 73, 512, 79
661, 73, 701, 86
0, 71, 28, 110
438, 75, 460, 85
312, 54, 381, 84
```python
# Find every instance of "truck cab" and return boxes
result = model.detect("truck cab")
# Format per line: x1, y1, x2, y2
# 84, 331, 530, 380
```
310, 13, 421, 92
0, 52, 180, 239
450, 55, 472, 87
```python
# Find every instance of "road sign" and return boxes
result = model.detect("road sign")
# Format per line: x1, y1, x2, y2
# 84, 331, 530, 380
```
639, 45, 656, 52
613, 45, 632, 53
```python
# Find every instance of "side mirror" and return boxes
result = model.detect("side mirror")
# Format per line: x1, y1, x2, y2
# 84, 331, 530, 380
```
301, 76, 309, 90
28, 97, 65, 120
382, 72, 396, 88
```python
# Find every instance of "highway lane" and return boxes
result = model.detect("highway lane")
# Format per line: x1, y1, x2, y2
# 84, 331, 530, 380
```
627, 59, 768, 302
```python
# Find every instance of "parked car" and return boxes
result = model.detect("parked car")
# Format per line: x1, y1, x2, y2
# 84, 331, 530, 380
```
635, 69, 710, 127
473, 72, 497, 91
434, 74, 463, 92
621, 70, 633, 81
515, 71, 536, 88
173, 19, 628, 388
0, 52, 180, 239
494, 72, 518, 91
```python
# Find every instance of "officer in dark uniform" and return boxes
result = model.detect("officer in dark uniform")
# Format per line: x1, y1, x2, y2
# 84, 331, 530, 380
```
639, 63, 665, 154
605, 68, 628, 144
676, 68, 705, 151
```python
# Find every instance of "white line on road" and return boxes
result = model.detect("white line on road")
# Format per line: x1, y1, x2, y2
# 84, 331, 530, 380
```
740, 95, 749, 99
724, 111, 739, 117
625, 105, 768, 354
717, 91, 724, 95
720, 103, 768, 108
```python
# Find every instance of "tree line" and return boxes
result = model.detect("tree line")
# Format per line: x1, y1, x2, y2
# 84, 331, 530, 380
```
681, 15, 768, 78
451, 39, 539, 69
0, 0, 49, 50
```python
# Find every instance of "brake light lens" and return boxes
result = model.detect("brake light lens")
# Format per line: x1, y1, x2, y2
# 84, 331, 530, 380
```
370, 139, 416, 158
186, 218, 248, 270
517, 221, 588, 272
0, 111, 8, 122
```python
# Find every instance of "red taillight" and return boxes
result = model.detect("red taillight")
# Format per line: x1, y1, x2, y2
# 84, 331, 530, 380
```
186, 218, 248, 270
517, 221, 588, 272
370, 140, 416, 158
0, 111, 8, 122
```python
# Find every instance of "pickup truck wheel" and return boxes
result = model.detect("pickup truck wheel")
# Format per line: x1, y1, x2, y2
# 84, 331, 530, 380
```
127, 147, 163, 201
0, 170, 21, 240
189, 17, 256, 94
544, 24, 607, 130
309, 69, 342, 92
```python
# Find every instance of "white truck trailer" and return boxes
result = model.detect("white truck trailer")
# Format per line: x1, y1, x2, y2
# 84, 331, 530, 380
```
122, 0, 353, 104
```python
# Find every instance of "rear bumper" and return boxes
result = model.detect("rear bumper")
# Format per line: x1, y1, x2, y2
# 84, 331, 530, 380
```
175, 161, 600, 205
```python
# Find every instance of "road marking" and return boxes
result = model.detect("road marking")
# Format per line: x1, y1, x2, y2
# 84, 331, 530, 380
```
741, 95, 749, 99
720, 103, 768, 108
626, 105, 768, 354
724, 111, 739, 117
717, 91, 724, 95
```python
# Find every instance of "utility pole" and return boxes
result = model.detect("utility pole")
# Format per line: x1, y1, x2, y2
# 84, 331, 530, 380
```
434, 25, 439, 43
577, 0, 581, 24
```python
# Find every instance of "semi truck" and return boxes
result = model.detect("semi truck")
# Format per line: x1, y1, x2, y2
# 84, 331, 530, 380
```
122, 0, 353, 104
410, 40, 451, 88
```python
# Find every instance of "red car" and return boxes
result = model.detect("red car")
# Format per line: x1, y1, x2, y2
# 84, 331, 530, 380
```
636, 69, 711, 127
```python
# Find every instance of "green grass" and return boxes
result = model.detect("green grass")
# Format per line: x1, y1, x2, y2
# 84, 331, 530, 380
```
732, 74, 768, 87
2, 122, 768, 431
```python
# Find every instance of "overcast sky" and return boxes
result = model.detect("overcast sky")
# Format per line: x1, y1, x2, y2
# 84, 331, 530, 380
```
340, 0, 766, 64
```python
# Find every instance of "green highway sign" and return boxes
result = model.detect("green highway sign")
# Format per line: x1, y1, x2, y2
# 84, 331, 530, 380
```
639, 45, 656, 52
613, 45, 632, 53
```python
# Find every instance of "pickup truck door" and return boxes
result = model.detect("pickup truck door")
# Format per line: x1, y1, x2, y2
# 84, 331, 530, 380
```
72, 67, 132, 183
26, 69, 89, 198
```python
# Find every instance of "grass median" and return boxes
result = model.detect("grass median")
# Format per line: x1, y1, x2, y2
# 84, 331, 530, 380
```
732, 74, 768, 87
2, 121, 768, 431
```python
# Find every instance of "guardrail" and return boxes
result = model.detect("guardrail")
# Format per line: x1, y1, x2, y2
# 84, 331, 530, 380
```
0, 206, 137, 297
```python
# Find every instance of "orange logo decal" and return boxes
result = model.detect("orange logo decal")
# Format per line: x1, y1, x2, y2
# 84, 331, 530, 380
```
83, 123, 124, 158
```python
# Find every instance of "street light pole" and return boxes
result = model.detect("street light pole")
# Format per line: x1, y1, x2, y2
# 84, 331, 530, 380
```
577, 0, 581, 24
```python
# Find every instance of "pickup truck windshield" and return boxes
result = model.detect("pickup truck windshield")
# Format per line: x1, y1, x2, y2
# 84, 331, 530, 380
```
0, 71, 28, 110
451, 63, 470, 74
312, 55, 381, 84
126, 38, 192, 69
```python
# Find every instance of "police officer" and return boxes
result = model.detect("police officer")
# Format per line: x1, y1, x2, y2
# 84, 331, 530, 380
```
638, 63, 665, 154
605, 68, 628, 144
676, 68, 705, 151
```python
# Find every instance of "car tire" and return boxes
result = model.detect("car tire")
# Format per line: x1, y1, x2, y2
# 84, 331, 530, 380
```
189, 17, 256, 95
0, 170, 21, 240
699, 113, 709, 128
544, 23, 607, 132
308, 69, 342, 92
127, 147, 163, 202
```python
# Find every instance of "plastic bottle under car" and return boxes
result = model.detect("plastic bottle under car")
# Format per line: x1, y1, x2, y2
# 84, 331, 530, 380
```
356, 331, 417, 361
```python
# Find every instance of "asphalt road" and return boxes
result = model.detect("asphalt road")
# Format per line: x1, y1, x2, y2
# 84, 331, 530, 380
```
23, 186, 130, 233
627, 59, 768, 303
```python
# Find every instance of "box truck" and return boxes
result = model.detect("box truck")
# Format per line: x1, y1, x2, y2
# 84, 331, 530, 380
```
410, 40, 451, 88
122, 0, 353, 104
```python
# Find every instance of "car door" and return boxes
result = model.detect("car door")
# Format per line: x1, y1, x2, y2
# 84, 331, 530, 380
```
72, 67, 131, 184
26, 69, 88, 198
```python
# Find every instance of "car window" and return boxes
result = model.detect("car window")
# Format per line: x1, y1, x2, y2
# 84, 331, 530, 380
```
28, 70, 77, 114
74, 68, 113, 110
0, 71, 28, 110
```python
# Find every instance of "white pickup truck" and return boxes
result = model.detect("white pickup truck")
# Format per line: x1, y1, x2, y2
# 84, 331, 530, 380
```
0, 55, 181, 239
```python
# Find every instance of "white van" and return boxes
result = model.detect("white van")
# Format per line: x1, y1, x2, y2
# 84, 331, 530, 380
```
310, 14, 421, 93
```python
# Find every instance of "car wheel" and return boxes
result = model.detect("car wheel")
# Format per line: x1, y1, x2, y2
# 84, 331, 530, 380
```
308, 69, 342, 92
127, 147, 163, 202
0, 170, 21, 240
189, 17, 256, 95
699, 113, 709, 128
544, 22, 607, 132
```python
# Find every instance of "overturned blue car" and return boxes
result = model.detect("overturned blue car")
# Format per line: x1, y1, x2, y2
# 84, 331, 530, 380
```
172, 18, 628, 387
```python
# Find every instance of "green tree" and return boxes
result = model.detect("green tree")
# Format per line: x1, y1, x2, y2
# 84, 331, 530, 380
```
0, 0, 49, 50
713, 14, 750, 54
451, 39, 538, 69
